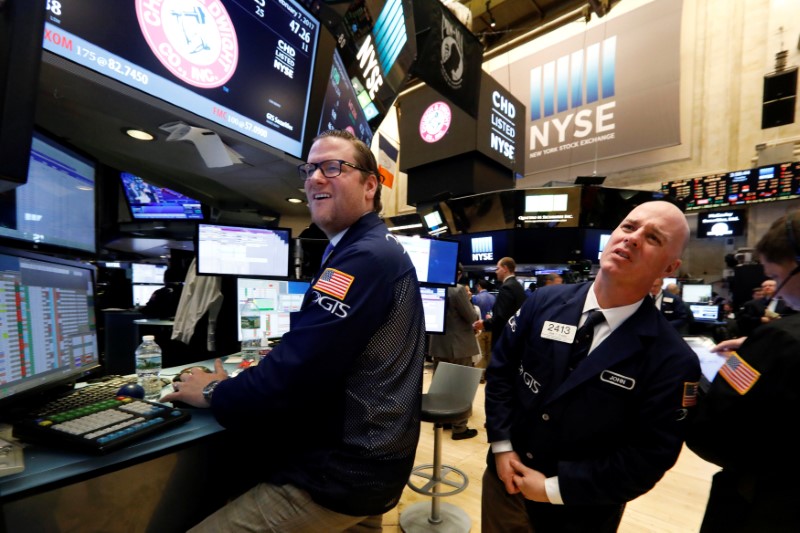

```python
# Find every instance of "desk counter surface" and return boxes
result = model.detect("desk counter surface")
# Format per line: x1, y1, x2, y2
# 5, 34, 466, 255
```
0, 358, 235, 501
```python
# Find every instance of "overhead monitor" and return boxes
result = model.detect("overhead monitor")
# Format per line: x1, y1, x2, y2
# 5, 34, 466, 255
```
195, 223, 291, 278
316, 48, 375, 147
322, 0, 416, 132
0, 245, 100, 411
515, 187, 582, 228
696, 209, 746, 238
42, 0, 322, 158
120, 172, 204, 220
236, 278, 309, 340
394, 235, 460, 286
420, 285, 447, 335
0, 131, 96, 254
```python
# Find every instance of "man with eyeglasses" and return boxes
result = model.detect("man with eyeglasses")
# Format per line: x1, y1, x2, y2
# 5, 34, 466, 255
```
163, 130, 427, 532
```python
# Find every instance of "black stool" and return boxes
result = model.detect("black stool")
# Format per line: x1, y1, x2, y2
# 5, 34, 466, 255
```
400, 362, 483, 532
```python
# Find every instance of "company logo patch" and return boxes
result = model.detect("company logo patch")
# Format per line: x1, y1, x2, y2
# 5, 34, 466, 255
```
313, 268, 354, 300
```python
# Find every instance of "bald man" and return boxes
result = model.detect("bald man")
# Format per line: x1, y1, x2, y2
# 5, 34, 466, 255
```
482, 201, 701, 532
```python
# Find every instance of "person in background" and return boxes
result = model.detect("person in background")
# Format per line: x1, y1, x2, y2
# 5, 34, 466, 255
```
665, 282, 681, 297
429, 264, 482, 440
482, 200, 700, 532
543, 273, 563, 286
687, 212, 800, 532
163, 130, 427, 532
473, 257, 527, 351
737, 278, 795, 336
648, 277, 690, 332
472, 279, 497, 376
474, 258, 527, 385
139, 267, 184, 319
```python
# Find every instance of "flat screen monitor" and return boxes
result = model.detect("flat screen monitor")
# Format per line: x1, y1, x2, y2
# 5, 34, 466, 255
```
120, 172, 204, 220
196, 223, 291, 278
236, 278, 309, 341
395, 235, 459, 286
696, 209, 746, 238
43, 0, 321, 158
420, 286, 447, 335
132, 283, 161, 307
690, 304, 722, 323
317, 48, 375, 146
682, 283, 713, 304
131, 263, 167, 284
0, 245, 100, 410
0, 131, 96, 254
515, 187, 581, 228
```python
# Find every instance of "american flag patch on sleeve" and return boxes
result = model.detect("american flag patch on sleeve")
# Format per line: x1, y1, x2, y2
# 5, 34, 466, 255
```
682, 381, 698, 407
718, 352, 760, 395
313, 268, 354, 300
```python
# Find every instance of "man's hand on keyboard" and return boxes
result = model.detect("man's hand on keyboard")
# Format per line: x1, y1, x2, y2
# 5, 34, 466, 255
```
160, 359, 227, 408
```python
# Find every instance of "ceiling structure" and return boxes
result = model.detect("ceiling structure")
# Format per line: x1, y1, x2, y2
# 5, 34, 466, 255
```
31, 0, 615, 260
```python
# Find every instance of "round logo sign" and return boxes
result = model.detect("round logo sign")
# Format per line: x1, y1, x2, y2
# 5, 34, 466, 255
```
419, 101, 452, 143
136, 0, 239, 89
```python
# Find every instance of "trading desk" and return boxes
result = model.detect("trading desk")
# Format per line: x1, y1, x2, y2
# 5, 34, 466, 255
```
0, 359, 241, 532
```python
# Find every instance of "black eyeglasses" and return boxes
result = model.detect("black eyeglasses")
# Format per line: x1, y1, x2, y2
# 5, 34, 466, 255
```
297, 159, 370, 180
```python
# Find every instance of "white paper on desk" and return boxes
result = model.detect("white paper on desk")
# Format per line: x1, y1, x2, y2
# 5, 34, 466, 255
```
684, 336, 726, 382
225, 355, 244, 364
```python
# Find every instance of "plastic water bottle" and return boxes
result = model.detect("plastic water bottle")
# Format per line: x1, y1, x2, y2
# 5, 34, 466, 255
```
240, 298, 262, 360
135, 335, 162, 400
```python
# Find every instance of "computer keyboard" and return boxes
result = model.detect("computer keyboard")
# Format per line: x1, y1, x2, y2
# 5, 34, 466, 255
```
12, 375, 191, 454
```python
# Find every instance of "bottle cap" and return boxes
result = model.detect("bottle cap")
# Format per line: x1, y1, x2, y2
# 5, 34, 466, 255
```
142, 335, 155, 341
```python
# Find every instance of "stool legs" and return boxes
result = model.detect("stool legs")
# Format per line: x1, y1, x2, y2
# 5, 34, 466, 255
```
401, 424, 471, 532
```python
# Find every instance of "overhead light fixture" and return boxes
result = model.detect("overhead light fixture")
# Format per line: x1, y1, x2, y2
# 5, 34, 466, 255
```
286, 197, 304, 204
123, 128, 155, 141
486, 0, 496, 28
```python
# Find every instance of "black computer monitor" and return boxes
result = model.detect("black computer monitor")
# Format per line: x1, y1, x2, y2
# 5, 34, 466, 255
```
0, 130, 97, 254
0, 245, 100, 411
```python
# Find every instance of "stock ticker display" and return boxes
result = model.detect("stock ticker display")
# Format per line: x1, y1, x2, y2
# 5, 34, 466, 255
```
661, 161, 800, 210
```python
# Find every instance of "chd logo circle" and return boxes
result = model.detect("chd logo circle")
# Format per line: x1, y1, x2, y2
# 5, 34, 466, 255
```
136, 0, 239, 89
419, 102, 452, 143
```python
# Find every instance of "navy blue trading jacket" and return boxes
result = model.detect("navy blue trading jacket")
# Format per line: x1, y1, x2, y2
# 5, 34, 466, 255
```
210, 212, 427, 516
485, 281, 700, 506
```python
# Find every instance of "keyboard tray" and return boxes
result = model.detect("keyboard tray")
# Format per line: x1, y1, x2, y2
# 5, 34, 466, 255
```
13, 379, 191, 455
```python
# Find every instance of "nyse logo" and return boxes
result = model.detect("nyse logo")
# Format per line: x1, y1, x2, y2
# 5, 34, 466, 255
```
529, 36, 617, 151
355, 0, 407, 100
471, 236, 493, 261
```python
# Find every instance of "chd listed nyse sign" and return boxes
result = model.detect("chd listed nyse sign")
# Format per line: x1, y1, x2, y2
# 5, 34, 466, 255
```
488, 91, 516, 161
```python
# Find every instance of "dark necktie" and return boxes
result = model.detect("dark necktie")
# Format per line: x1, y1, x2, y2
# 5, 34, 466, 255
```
568, 309, 606, 372
322, 242, 335, 263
